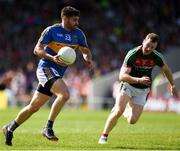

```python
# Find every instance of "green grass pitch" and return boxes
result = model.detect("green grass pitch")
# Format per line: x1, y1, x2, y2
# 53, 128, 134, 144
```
0, 107, 180, 150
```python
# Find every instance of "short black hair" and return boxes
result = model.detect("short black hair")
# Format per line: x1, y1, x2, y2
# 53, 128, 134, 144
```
61, 6, 80, 17
145, 33, 159, 43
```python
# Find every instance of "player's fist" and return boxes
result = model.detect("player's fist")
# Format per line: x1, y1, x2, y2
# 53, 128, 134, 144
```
138, 76, 150, 86
53, 55, 68, 66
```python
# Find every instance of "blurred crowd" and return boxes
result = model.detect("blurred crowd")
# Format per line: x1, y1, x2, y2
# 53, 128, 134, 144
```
0, 0, 179, 107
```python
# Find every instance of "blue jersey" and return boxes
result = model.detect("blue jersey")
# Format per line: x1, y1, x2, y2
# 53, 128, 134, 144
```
37, 23, 89, 77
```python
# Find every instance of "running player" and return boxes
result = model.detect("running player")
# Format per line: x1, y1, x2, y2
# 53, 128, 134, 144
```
98, 33, 179, 144
3, 6, 93, 146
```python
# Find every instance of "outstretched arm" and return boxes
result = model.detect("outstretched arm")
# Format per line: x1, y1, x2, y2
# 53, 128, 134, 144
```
78, 30, 94, 71
161, 64, 179, 98
79, 46, 94, 71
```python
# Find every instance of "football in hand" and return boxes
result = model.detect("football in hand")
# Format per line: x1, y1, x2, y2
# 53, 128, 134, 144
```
58, 46, 76, 65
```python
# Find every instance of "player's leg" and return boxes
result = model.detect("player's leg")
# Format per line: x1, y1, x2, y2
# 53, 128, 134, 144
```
2, 89, 51, 146
15, 91, 50, 124
125, 101, 144, 124
42, 78, 69, 141
124, 89, 149, 124
48, 79, 69, 121
102, 91, 130, 134
122, 101, 131, 119
98, 91, 130, 144
2, 67, 55, 146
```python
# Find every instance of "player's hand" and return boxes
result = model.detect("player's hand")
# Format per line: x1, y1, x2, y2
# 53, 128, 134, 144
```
86, 59, 94, 71
138, 76, 151, 86
53, 55, 68, 67
170, 85, 179, 98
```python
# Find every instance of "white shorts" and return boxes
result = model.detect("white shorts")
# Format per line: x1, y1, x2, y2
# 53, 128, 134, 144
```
36, 67, 61, 87
120, 82, 150, 106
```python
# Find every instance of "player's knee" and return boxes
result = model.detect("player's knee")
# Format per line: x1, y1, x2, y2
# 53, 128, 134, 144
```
114, 109, 122, 118
57, 91, 70, 101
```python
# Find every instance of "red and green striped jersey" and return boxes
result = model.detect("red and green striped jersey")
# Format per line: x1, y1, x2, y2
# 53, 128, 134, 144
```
123, 46, 165, 89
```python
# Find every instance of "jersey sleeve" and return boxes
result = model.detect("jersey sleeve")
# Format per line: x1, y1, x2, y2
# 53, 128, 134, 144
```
78, 30, 89, 54
123, 51, 134, 68
154, 51, 166, 67
38, 26, 53, 45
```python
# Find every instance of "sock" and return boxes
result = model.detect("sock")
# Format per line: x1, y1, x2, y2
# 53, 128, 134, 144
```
8, 121, 19, 132
102, 133, 108, 137
47, 120, 54, 129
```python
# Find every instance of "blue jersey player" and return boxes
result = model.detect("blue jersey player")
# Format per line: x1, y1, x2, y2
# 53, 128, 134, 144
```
3, 6, 93, 146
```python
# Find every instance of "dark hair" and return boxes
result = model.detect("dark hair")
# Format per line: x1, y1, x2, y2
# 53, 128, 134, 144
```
145, 33, 159, 43
61, 6, 80, 17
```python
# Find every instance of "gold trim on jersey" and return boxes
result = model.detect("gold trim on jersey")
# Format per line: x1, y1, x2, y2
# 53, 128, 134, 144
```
47, 41, 79, 53
79, 46, 89, 54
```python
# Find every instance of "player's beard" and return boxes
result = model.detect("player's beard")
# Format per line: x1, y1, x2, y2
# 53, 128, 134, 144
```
71, 24, 78, 29
67, 24, 77, 30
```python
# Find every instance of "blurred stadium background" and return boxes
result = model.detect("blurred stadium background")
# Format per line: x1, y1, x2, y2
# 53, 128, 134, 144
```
0, 0, 180, 112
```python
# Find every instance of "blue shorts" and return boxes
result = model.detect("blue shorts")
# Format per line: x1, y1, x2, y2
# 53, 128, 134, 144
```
36, 67, 62, 87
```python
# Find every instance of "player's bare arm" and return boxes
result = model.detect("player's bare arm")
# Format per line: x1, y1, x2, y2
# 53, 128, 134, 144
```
34, 43, 68, 66
119, 65, 150, 86
161, 64, 179, 98
82, 50, 94, 71
34, 43, 54, 61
